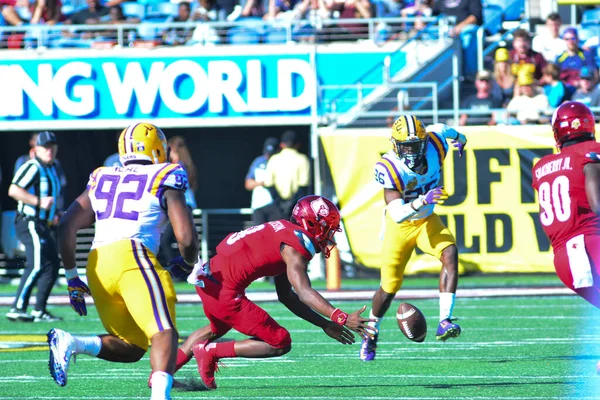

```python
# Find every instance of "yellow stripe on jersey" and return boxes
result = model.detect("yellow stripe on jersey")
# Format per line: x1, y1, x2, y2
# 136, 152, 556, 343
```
380, 158, 404, 193
428, 132, 447, 165
149, 164, 179, 196
87, 167, 105, 190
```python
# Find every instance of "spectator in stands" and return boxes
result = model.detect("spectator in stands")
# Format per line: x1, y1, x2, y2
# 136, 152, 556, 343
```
510, 28, 547, 82
459, 70, 502, 126
0, 0, 28, 26
99, 4, 140, 40
240, 0, 265, 17
571, 66, 600, 108
431, 0, 482, 38
192, 0, 219, 21
492, 47, 515, 106
401, 0, 433, 34
532, 12, 566, 63
541, 63, 568, 108
29, 0, 63, 25
64, 0, 109, 25
505, 70, 550, 125
324, 0, 372, 38
556, 27, 597, 88
294, 0, 329, 30
266, 0, 301, 20
264, 130, 311, 219
164, 2, 194, 45
245, 137, 281, 225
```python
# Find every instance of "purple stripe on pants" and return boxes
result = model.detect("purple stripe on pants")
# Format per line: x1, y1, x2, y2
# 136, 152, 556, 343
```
141, 246, 175, 330
130, 240, 163, 331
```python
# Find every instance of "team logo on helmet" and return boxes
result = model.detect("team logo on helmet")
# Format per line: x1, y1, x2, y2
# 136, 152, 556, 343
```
310, 198, 330, 218
571, 119, 581, 129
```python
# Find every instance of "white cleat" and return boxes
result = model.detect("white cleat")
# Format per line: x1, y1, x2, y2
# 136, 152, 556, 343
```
47, 328, 76, 387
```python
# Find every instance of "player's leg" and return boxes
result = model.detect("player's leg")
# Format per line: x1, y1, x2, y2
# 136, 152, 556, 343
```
360, 215, 415, 361
7, 218, 40, 321
32, 227, 62, 322
415, 214, 460, 340
121, 241, 180, 400
193, 295, 291, 389
556, 235, 600, 308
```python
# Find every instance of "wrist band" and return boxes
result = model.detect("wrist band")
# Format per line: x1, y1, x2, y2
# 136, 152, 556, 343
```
330, 308, 348, 326
64, 268, 79, 280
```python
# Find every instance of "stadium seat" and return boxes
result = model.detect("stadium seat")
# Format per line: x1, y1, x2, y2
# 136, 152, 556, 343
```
263, 26, 288, 44
121, 2, 146, 20
146, 2, 178, 18
502, 0, 523, 21
227, 26, 260, 45
137, 24, 159, 41
582, 8, 600, 25
483, 4, 503, 35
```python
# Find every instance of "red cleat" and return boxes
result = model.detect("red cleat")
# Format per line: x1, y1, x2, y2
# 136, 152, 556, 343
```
192, 341, 219, 390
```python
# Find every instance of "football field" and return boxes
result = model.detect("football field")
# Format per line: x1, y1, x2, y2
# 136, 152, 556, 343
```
1, 280, 600, 399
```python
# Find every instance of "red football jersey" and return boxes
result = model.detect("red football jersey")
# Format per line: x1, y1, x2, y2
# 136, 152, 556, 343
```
211, 220, 316, 291
532, 141, 600, 251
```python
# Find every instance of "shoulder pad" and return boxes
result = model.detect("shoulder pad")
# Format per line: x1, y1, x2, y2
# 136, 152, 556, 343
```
87, 166, 106, 190
149, 164, 188, 197
294, 230, 316, 258
375, 156, 404, 192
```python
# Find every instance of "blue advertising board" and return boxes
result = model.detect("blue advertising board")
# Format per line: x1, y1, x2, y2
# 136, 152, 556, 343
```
0, 47, 404, 129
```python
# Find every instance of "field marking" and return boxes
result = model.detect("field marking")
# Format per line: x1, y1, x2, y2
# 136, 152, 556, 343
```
0, 397, 596, 400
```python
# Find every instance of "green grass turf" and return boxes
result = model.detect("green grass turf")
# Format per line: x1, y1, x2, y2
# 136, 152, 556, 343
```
1, 292, 599, 399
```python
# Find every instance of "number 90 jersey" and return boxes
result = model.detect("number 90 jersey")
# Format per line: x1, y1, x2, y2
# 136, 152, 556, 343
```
87, 163, 189, 255
374, 131, 449, 220
532, 141, 600, 251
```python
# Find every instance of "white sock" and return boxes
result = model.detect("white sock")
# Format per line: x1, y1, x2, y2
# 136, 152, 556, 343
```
367, 309, 383, 333
439, 292, 456, 322
73, 335, 102, 357
150, 371, 173, 400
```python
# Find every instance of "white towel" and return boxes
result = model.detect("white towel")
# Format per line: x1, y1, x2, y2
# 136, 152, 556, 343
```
566, 235, 594, 289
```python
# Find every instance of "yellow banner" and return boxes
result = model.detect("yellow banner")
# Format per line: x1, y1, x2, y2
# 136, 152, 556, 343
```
320, 125, 567, 274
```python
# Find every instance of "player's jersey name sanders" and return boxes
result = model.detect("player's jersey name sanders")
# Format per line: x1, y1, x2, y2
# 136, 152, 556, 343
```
535, 157, 572, 180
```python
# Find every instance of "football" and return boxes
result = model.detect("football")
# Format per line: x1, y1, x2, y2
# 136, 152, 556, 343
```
397, 302, 427, 342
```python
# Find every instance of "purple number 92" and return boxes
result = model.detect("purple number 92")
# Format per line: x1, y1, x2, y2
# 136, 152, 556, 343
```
95, 174, 148, 221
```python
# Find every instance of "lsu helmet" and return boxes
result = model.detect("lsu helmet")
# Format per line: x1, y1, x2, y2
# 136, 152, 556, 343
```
551, 101, 595, 150
118, 122, 168, 165
391, 115, 428, 170
291, 195, 342, 258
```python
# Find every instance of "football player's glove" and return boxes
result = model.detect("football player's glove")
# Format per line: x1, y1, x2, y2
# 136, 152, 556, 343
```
451, 133, 467, 157
67, 277, 91, 316
422, 187, 449, 206
168, 256, 197, 280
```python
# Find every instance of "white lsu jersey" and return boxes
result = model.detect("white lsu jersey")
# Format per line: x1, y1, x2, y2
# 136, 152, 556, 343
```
87, 162, 188, 255
374, 130, 449, 221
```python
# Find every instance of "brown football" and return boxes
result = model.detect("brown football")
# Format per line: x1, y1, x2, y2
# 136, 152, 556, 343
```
397, 302, 427, 342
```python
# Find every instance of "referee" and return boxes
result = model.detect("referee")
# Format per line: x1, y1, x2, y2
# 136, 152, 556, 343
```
6, 131, 63, 322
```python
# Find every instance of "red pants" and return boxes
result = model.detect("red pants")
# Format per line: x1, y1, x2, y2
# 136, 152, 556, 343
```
554, 234, 600, 308
195, 278, 291, 348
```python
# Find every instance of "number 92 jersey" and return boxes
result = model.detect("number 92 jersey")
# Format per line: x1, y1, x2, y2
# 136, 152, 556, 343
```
532, 141, 600, 251
87, 163, 188, 255
374, 131, 449, 220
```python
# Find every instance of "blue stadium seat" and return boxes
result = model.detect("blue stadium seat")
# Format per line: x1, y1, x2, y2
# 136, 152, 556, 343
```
263, 26, 287, 44
483, 4, 503, 35
582, 8, 600, 25
121, 2, 146, 19
227, 26, 260, 44
146, 2, 178, 18
137, 24, 159, 40
502, 0, 523, 21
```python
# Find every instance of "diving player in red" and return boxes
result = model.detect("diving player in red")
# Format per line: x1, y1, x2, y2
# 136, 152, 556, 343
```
532, 101, 600, 308
163, 195, 376, 390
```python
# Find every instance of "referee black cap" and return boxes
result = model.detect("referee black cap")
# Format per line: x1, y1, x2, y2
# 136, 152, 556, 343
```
36, 131, 57, 147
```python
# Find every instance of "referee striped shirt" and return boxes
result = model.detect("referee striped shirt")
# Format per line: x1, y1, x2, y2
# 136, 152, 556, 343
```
12, 158, 61, 222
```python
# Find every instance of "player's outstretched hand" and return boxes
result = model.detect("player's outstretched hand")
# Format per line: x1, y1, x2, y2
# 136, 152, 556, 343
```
323, 321, 355, 345
451, 132, 467, 157
423, 187, 449, 206
345, 305, 378, 340
67, 277, 91, 316
587, 152, 600, 162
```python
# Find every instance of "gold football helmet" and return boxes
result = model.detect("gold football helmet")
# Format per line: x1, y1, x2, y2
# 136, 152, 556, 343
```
118, 122, 168, 165
390, 115, 428, 170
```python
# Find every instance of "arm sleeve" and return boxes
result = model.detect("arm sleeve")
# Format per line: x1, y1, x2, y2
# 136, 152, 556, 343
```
12, 162, 39, 189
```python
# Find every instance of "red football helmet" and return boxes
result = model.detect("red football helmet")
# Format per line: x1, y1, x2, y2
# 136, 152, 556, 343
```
291, 195, 342, 258
551, 101, 596, 150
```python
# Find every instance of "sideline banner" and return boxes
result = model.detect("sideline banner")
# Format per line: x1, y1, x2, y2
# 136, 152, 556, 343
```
320, 125, 573, 274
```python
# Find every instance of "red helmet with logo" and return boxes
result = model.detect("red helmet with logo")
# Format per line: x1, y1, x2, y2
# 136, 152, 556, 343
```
291, 195, 342, 258
551, 101, 596, 149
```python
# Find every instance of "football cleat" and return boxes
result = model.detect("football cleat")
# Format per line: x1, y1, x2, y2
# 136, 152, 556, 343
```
47, 328, 76, 387
32, 310, 63, 323
192, 341, 220, 390
6, 308, 34, 322
359, 333, 378, 361
436, 318, 461, 341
